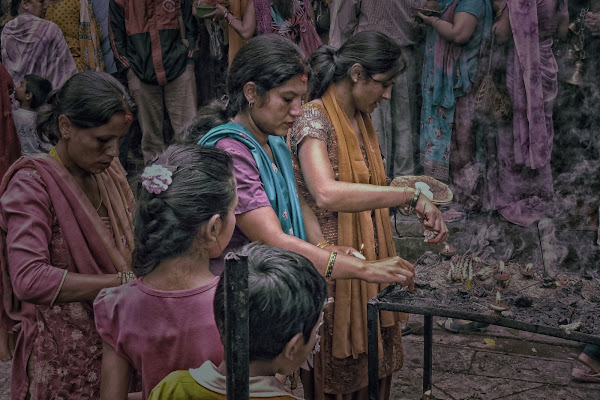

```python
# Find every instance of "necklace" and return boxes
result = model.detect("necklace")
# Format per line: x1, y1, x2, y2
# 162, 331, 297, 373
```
50, 147, 103, 213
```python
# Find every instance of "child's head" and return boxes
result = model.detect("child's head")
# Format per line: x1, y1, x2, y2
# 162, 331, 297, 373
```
213, 243, 328, 375
132, 144, 238, 277
14, 74, 52, 110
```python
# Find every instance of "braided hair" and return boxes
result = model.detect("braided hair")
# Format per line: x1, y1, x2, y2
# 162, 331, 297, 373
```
132, 144, 236, 277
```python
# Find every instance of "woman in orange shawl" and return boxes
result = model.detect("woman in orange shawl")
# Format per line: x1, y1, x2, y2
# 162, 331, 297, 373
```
289, 31, 448, 399
0, 71, 135, 399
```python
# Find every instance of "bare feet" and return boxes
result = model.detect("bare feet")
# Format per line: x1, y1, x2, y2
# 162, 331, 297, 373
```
579, 352, 600, 374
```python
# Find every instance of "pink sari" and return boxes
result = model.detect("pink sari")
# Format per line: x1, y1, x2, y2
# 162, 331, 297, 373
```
0, 154, 134, 399
254, 0, 322, 57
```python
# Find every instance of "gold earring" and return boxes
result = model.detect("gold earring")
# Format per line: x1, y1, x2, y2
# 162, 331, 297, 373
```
248, 100, 254, 108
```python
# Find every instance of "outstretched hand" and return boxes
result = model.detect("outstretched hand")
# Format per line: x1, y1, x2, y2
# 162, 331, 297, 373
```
361, 256, 415, 290
415, 197, 448, 244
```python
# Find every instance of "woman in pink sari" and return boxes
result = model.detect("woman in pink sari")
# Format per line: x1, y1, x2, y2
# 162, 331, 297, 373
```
0, 71, 136, 399
483, 0, 568, 226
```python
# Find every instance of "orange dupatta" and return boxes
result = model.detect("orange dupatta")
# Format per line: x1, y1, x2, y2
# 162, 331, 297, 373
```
322, 86, 404, 360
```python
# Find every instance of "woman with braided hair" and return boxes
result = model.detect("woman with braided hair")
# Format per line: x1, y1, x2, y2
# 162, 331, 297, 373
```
94, 144, 237, 400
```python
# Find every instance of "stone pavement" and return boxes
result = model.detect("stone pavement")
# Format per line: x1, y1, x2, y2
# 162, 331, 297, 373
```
390, 317, 600, 399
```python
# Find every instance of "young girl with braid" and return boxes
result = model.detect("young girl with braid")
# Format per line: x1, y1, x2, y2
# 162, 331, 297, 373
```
93, 144, 238, 400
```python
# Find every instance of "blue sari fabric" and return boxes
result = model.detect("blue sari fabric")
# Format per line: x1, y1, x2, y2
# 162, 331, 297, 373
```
198, 122, 307, 241
419, 0, 492, 181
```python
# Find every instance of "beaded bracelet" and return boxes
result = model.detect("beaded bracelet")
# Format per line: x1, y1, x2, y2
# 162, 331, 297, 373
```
407, 188, 421, 214
316, 241, 332, 249
117, 271, 137, 285
325, 251, 337, 279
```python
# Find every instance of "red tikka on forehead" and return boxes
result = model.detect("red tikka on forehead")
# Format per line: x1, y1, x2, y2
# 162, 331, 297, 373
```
301, 74, 308, 83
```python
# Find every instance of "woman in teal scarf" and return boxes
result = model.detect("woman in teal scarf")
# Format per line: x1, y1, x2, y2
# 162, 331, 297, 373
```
417, 0, 492, 182
184, 34, 416, 289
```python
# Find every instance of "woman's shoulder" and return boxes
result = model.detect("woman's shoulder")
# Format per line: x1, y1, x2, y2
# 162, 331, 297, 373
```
289, 100, 333, 153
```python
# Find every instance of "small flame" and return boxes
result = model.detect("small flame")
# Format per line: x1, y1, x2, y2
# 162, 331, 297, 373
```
496, 291, 501, 304
360, 243, 365, 254
424, 390, 432, 396
525, 263, 533, 271
444, 244, 450, 251
499, 261, 505, 272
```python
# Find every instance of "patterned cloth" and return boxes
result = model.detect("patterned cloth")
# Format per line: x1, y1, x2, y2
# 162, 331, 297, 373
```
13, 109, 52, 156
483, 0, 566, 226
289, 100, 404, 397
44, 0, 105, 72
0, 154, 134, 400
1, 13, 78, 89
254, 0, 322, 57
419, 0, 492, 181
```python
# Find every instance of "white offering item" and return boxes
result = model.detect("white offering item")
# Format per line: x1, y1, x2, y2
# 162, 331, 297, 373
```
415, 181, 434, 201
352, 251, 366, 260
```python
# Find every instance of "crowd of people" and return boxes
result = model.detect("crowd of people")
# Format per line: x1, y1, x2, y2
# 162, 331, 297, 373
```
0, 0, 598, 398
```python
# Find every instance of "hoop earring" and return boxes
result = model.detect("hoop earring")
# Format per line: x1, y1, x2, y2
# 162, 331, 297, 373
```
248, 100, 254, 109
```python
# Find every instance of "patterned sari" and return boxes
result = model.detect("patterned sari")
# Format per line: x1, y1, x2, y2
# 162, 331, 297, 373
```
44, 0, 105, 72
0, 154, 134, 399
0, 13, 78, 89
419, 0, 491, 181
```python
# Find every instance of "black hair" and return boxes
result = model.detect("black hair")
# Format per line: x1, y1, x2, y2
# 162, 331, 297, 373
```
132, 144, 236, 277
309, 30, 407, 100
213, 243, 328, 362
177, 100, 230, 145
36, 71, 135, 145
23, 74, 52, 110
9, 0, 22, 17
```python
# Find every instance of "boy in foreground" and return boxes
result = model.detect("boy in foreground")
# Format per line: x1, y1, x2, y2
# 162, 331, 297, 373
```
149, 243, 328, 399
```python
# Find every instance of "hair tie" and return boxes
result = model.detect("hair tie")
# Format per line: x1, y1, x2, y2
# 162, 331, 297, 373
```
141, 164, 173, 194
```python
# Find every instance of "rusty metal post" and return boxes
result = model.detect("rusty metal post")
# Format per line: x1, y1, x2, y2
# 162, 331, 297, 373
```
224, 252, 249, 399
367, 301, 380, 400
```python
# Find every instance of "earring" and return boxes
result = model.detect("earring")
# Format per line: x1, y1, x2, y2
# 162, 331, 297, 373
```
353, 79, 358, 83
248, 100, 254, 108
62, 135, 70, 140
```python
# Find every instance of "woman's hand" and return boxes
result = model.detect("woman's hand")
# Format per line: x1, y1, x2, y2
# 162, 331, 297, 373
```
417, 12, 438, 26
327, 245, 363, 258
205, 3, 229, 21
415, 197, 448, 244
361, 256, 415, 290
585, 12, 600, 35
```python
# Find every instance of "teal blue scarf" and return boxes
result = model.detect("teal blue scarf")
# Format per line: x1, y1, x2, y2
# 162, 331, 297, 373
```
198, 122, 307, 241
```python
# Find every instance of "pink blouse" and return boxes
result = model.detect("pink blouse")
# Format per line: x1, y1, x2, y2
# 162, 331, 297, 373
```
94, 276, 224, 399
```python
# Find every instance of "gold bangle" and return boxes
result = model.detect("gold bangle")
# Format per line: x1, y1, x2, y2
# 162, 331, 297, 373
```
316, 241, 332, 249
117, 271, 137, 285
325, 251, 337, 279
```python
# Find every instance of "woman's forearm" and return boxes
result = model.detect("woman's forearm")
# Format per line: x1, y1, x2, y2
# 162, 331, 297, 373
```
54, 272, 121, 303
427, 12, 478, 44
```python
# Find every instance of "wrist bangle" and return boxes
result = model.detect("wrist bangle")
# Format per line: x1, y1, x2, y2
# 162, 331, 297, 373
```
407, 188, 421, 214
316, 241, 332, 249
325, 251, 337, 279
117, 271, 137, 285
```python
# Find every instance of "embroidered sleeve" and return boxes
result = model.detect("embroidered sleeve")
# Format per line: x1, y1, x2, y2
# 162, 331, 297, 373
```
289, 102, 334, 157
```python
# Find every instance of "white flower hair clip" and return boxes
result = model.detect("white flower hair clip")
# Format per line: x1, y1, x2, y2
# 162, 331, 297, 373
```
141, 164, 173, 194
